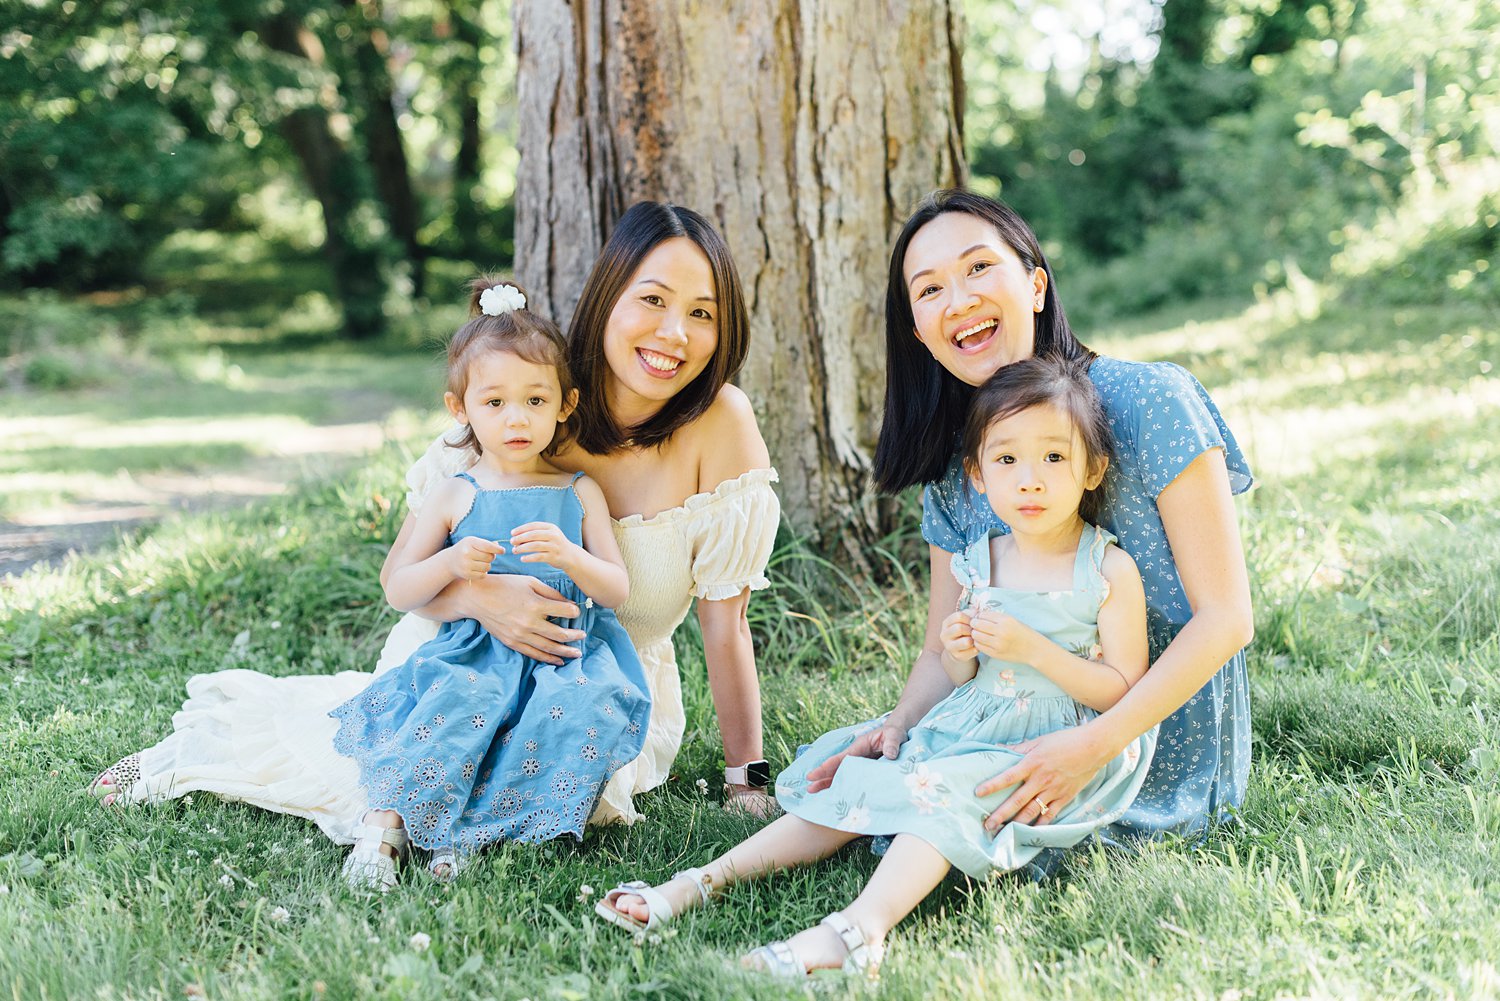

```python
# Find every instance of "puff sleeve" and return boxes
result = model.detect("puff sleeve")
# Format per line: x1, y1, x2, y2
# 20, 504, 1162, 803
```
403, 425, 476, 516
685, 468, 782, 601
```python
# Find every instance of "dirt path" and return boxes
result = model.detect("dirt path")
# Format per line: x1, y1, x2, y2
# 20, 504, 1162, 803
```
0, 419, 410, 581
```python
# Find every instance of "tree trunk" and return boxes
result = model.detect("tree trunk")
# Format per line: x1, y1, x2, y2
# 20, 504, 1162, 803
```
514, 1, 965, 551
445, 0, 486, 260
339, 0, 426, 296
261, 11, 390, 340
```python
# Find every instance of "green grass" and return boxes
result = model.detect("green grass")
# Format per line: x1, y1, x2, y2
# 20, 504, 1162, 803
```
1, 280, 1498, 999
0, 233, 454, 521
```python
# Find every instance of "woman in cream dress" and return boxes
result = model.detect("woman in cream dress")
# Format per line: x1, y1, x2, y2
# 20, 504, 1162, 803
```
93, 202, 782, 839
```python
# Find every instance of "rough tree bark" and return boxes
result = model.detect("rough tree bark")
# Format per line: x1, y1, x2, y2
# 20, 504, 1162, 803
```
514, 2, 965, 549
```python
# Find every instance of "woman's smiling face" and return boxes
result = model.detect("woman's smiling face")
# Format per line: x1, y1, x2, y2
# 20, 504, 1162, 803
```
903, 212, 1048, 388
602, 237, 720, 419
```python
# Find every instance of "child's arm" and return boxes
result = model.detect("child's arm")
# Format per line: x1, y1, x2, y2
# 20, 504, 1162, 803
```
938, 609, 980, 686
384, 479, 506, 612
509, 475, 629, 608
970, 545, 1148, 711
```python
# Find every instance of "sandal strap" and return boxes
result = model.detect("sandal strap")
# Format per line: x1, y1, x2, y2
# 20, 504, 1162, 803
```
747, 940, 803, 977
821, 912, 878, 975
351, 822, 409, 850
601, 879, 674, 929
669, 866, 714, 907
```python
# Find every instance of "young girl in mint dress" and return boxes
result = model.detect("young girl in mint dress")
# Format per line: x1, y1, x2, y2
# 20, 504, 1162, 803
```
330, 278, 649, 889
596, 355, 1154, 977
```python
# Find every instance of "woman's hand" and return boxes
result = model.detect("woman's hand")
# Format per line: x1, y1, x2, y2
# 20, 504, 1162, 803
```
802, 722, 909, 792
975, 724, 1114, 831
437, 574, 585, 665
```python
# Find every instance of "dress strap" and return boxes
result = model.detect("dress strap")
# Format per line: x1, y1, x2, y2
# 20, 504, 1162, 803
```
452, 471, 479, 487
1071, 523, 1115, 596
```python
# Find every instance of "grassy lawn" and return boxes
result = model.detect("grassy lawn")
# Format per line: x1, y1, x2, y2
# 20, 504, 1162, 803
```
0, 276, 1497, 999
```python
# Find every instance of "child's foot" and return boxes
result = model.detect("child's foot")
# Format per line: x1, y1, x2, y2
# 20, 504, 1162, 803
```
724, 785, 781, 819
596, 867, 714, 930
742, 913, 884, 978
343, 810, 408, 892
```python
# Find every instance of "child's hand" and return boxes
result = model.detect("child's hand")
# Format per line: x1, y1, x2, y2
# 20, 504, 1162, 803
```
510, 522, 578, 569
940, 609, 977, 662
450, 536, 505, 580
970, 608, 1042, 664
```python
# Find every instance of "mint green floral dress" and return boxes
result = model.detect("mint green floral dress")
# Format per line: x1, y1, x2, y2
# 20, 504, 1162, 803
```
775, 524, 1156, 878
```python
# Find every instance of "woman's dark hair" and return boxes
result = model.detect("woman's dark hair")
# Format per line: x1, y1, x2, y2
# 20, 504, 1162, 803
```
566, 201, 750, 453
961, 354, 1114, 524
446, 276, 574, 457
872, 189, 1095, 493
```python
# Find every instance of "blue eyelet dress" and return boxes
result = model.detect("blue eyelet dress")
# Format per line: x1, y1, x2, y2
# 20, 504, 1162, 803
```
921, 356, 1254, 844
328, 471, 651, 858
775, 524, 1156, 878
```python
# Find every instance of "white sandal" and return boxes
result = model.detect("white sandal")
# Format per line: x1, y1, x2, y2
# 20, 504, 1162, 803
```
594, 866, 713, 932
427, 850, 467, 884
342, 821, 409, 893
742, 911, 882, 980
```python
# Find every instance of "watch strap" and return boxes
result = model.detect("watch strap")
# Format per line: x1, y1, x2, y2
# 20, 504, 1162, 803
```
723, 759, 771, 789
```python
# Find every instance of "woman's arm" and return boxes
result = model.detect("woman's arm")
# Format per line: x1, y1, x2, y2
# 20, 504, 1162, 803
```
693, 385, 772, 773
976, 448, 1253, 828
383, 511, 587, 666
969, 545, 1148, 711
803, 545, 960, 790
510, 476, 629, 608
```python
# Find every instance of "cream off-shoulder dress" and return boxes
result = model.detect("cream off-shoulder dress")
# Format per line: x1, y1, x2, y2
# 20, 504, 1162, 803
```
115, 429, 780, 840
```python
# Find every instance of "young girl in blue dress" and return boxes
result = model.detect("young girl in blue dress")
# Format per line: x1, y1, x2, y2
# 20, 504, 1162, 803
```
596, 355, 1154, 977
332, 278, 650, 889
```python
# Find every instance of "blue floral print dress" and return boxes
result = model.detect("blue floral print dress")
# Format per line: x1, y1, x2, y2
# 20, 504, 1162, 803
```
776, 524, 1155, 878
329, 472, 650, 858
922, 356, 1254, 844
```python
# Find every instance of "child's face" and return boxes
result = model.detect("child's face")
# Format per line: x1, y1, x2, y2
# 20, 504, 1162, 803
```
446, 350, 574, 462
968, 403, 1105, 537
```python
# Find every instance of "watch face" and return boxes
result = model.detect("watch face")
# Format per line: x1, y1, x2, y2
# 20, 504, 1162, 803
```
746, 760, 772, 788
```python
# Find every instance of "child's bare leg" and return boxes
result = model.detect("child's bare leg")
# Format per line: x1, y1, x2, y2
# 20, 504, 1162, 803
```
756, 833, 951, 972
604, 814, 860, 924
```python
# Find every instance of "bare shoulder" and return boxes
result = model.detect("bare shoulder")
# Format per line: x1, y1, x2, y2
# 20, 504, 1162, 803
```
422, 474, 474, 524
1101, 543, 1144, 592
693, 384, 771, 488
570, 473, 610, 512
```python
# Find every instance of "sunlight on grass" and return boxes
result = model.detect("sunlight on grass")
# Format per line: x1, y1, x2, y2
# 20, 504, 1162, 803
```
2, 276, 1498, 998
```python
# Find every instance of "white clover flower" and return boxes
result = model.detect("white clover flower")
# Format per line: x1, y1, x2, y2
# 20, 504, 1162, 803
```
269, 906, 291, 923
576, 884, 594, 902
409, 931, 432, 952
479, 284, 527, 316
218, 874, 234, 887
694, 777, 709, 796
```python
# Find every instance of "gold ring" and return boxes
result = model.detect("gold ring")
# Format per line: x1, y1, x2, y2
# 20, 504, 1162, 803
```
1036, 799, 1051, 816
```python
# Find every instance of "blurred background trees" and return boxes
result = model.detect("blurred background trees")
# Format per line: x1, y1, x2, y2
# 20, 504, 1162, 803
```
1, 0, 1494, 335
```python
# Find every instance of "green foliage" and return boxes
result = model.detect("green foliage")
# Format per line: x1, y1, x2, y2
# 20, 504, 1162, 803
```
0, 6, 219, 285
966, 0, 1500, 327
